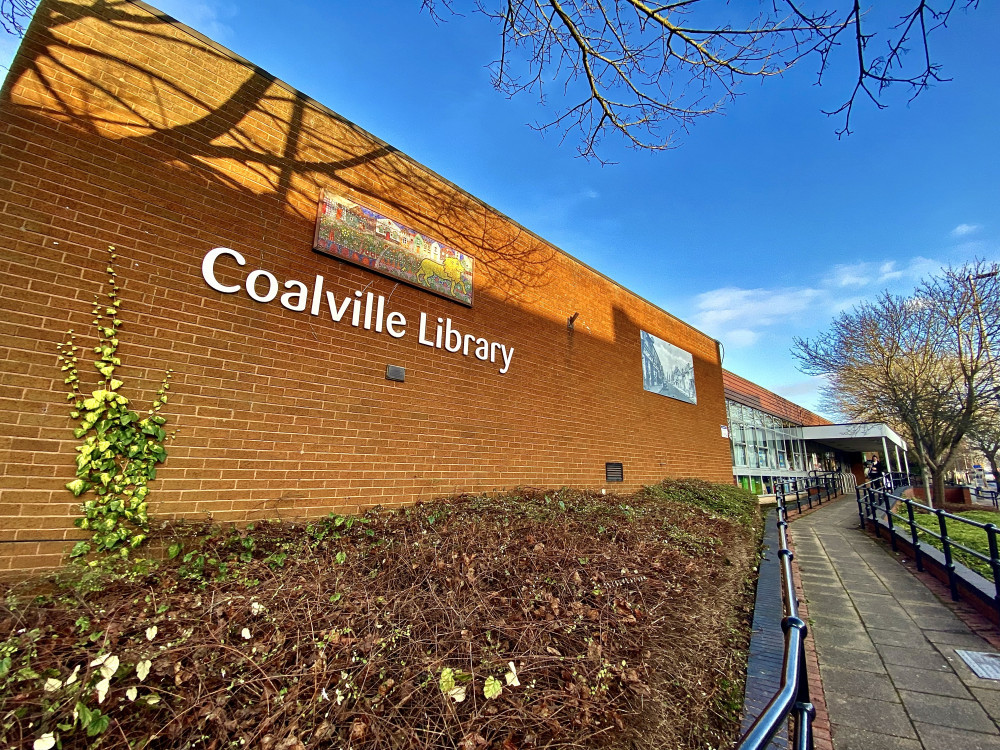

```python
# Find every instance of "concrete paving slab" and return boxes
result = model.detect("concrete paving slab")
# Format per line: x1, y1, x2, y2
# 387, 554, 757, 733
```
923, 629, 998, 648
911, 614, 972, 633
813, 628, 878, 654
821, 665, 899, 702
912, 722, 1000, 750
891, 589, 947, 606
828, 725, 922, 750
811, 614, 869, 632
941, 648, 1000, 692
825, 696, 917, 738
804, 594, 855, 611
883, 663, 973, 698
867, 627, 929, 648
875, 643, 951, 671
899, 690, 998, 733
854, 609, 923, 632
814, 644, 892, 673
972, 687, 1000, 722
839, 583, 895, 596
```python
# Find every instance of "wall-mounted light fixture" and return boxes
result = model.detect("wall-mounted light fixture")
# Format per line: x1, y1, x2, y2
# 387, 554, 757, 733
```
567, 312, 580, 330
386, 365, 405, 382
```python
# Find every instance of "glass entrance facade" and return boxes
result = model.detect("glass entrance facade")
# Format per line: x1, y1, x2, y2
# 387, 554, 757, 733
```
727, 399, 814, 494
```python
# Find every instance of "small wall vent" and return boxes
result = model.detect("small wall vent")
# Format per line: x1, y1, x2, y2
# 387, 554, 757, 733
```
605, 462, 624, 483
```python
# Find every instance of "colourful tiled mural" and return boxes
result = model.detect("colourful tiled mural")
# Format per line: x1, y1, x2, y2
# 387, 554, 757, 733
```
313, 190, 474, 306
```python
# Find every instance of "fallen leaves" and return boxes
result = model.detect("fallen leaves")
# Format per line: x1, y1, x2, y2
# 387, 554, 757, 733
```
1, 484, 759, 750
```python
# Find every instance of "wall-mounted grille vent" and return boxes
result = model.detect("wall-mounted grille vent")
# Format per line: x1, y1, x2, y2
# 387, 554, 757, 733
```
605, 462, 624, 483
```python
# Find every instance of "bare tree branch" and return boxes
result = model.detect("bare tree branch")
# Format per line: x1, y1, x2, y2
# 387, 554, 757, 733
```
792, 260, 1000, 506
4, 1, 980, 157
1, 0, 34, 34
423, 0, 979, 158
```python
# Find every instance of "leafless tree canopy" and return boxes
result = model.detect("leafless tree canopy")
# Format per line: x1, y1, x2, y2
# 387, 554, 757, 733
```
1, 0, 33, 35
793, 260, 1000, 505
967, 402, 1000, 491
423, 0, 978, 158
3, 1, 979, 158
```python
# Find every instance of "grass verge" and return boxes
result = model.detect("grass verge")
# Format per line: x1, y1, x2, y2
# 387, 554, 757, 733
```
906, 509, 1000, 580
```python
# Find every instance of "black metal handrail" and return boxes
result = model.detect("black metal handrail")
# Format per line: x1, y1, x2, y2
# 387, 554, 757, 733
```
781, 473, 839, 515
856, 479, 1000, 621
737, 488, 815, 750
970, 485, 999, 509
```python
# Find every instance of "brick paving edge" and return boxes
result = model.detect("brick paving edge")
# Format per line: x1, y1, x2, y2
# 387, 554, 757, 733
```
784, 529, 835, 750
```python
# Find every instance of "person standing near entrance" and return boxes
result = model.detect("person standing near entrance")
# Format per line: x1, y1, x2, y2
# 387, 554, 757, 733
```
867, 454, 884, 485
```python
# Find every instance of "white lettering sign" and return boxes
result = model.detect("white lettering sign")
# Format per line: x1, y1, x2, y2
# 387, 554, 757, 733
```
201, 248, 514, 374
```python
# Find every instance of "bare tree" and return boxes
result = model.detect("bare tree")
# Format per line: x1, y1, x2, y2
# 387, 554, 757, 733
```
422, 1, 980, 158
4, 2, 980, 158
792, 261, 1000, 507
966, 408, 1000, 493
1, 0, 32, 35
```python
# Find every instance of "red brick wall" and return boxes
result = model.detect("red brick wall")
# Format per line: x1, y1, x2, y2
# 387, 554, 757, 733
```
722, 371, 830, 427
0, 0, 732, 573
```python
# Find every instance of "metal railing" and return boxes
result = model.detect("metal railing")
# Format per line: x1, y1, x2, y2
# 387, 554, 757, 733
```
970, 485, 999, 509
856, 477, 1000, 622
737, 487, 815, 750
778, 472, 849, 515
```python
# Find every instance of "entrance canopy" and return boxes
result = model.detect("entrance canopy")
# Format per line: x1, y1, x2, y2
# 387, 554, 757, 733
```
801, 422, 908, 455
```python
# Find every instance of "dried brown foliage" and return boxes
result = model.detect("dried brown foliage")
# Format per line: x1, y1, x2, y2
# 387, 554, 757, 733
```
1, 482, 761, 750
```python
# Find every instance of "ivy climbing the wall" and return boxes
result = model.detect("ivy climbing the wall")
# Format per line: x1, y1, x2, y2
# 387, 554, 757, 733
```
56, 246, 175, 557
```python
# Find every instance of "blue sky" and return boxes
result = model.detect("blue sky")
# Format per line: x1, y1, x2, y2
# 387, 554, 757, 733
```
2, 1, 997, 417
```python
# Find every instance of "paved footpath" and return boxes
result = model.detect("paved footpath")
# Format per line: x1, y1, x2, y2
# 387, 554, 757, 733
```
791, 496, 1000, 750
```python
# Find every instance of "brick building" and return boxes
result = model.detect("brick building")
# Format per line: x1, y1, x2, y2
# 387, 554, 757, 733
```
723, 370, 908, 495
0, 0, 740, 572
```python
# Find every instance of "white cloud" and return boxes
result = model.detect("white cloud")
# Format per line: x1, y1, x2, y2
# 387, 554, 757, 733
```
690, 252, 946, 351
823, 256, 940, 291
951, 223, 981, 238
724, 329, 760, 347
694, 286, 822, 330
692, 286, 823, 349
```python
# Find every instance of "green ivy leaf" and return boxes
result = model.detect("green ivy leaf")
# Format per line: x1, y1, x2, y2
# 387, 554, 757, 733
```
66, 479, 87, 497
70, 541, 92, 558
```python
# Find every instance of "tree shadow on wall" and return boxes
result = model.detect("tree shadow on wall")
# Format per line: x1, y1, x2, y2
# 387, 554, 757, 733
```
4, 0, 557, 303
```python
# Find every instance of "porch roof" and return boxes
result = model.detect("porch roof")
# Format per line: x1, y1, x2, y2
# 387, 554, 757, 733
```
800, 422, 908, 455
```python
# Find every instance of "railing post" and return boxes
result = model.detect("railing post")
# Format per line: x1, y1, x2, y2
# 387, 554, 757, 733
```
793, 701, 816, 750
936, 509, 960, 601
985, 524, 1000, 623
883, 490, 897, 552
905, 498, 923, 572
856, 483, 865, 529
